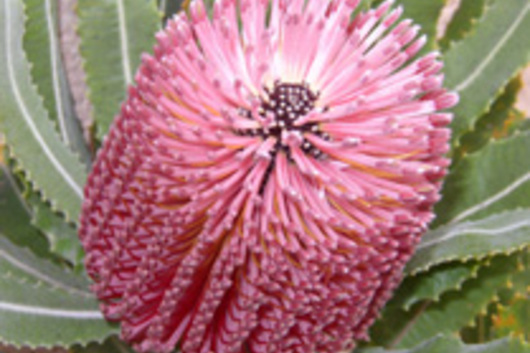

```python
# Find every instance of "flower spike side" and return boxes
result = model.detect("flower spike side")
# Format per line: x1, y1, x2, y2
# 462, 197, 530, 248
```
79, 0, 459, 352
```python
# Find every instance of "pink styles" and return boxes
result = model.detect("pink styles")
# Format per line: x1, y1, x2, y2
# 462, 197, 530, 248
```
79, 1, 458, 352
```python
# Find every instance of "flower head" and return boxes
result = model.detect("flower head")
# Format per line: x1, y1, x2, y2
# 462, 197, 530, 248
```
79, 0, 458, 352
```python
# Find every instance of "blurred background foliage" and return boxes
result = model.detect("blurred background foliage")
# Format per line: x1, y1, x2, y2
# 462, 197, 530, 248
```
0, 0, 528, 352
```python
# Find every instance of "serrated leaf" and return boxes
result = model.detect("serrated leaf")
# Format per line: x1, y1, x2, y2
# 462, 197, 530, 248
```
27, 192, 84, 267
0, 164, 51, 258
0, 0, 87, 222
508, 248, 530, 295
396, 261, 479, 311
0, 234, 89, 291
407, 209, 530, 275
23, 0, 90, 162
0, 235, 117, 347
78, 0, 160, 139
435, 131, 530, 226
492, 249, 529, 341
2, 153, 83, 266
72, 335, 136, 353
438, 0, 493, 52
454, 74, 524, 166
357, 335, 530, 353
370, 255, 518, 349
406, 209, 530, 274
406, 131, 530, 274
444, 0, 530, 144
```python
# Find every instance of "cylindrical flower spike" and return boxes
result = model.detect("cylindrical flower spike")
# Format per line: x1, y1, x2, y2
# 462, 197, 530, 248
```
79, 0, 458, 352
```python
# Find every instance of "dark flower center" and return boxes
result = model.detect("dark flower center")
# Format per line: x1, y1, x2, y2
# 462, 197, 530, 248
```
236, 81, 331, 194
238, 81, 329, 160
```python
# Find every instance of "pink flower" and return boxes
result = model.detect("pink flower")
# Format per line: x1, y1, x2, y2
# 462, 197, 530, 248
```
79, 0, 458, 352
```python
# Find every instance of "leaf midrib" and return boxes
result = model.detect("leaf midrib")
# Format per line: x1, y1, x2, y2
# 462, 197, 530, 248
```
0, 245, 92, 297
4, 0, 83, 198
44, 0, 69, 145
0, 300, 103, 319
418, 211, 530, 251
452, 2, 530, 92
116, 0, 132, 86
449, 171, 530, 224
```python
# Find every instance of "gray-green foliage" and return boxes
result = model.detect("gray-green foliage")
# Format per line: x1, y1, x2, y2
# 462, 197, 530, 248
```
0, 0, 529, 351
78, 0, 160, 140
358, 335, 530, 353
444, 0, 530, 145
0, 164, 51, 259
0, 0, 88, 222
23, 0, 91, 163
0, 234, 117, 347
370, 255, 519, 348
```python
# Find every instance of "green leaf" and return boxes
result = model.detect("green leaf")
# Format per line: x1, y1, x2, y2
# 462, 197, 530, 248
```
435, 131, 530, 226
357, 335, 530, 353
72, 336, 136, 353
23, 0, 90, 162
0, 234, 89, 292
0, 164, 50, 258
78, 0, 160, 139
407, 209, 530, 275
491, 249, 530, 341
370, 255, 518, 349
439, 0, 493, 52
507, 248, 530, 295
406, 131, 530, 274
2, 153, 83, 266
397, 261, 480, 311
0, 0, 88, 222
454, 74, 524, 166
0, 235, 117, 347
27, 191, 84, 267
444, 0, 530, 144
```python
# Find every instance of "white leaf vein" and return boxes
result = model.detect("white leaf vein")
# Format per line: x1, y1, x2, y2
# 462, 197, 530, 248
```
0, 245, 92, 297
45, 0, 69, 145
0, 301, 103, 319
117, 0, 132, 85
4, 0, 83, 198
453, 2, 530, 92
418, 213, 530, 250
450, 171, 530, 224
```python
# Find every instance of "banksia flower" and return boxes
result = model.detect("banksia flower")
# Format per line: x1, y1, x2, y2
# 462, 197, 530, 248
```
79, 0, 458, 352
